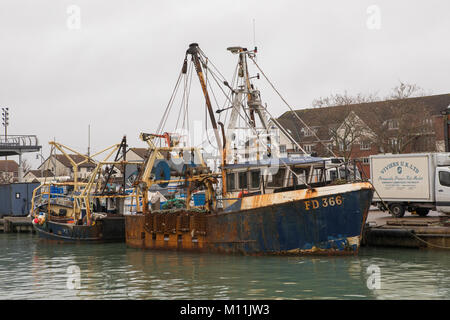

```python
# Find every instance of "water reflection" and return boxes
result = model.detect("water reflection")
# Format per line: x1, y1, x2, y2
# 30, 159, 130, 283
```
0, 233, 448, 299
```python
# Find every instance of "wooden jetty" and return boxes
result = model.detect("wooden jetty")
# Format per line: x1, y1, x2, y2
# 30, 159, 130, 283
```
0, 216, 34, 233
362, 209, 450, 249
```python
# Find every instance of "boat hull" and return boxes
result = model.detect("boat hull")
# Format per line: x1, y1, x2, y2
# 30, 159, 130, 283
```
33, 216, 125, 243
126, 182, 373, 255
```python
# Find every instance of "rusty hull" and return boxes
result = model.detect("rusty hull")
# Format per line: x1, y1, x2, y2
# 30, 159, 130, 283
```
125, 182, 374, 255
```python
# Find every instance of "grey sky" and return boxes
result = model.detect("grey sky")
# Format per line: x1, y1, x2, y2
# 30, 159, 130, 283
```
1, 0, 449, 168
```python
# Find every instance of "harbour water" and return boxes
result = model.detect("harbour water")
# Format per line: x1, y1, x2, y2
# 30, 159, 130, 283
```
0, 233, 449, 300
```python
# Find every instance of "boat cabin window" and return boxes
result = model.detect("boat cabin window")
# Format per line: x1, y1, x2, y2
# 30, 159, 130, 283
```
329, 169, 338, 181
250, 170, 260, 189
238, 172, 248, 189
226, 172, 236, 191
292, 167, 308, 185
267, 168, 286, 188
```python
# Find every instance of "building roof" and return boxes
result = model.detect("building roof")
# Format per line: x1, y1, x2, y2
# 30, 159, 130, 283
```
276, 93, 450, 143
52, 154, 96, 168
128, 148, 149, 159
0, 160, 19, 172
25, 169, 54, 178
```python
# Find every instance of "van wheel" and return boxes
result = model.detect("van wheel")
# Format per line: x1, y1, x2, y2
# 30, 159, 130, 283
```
389, 203, 405, 218
416, 208, 429, 217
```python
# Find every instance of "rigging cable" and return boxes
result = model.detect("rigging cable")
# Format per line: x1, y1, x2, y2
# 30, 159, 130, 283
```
157, 70, 184, 136
199, 56, 309, 187
248, 55, 338, 158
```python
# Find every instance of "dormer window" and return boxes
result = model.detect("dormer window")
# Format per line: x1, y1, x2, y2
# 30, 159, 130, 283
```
387, 119, 399, 130
302, 127, 317, 137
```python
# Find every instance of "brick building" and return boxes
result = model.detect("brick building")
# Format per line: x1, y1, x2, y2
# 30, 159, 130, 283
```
0, 160, 19, 183
275, 94, 450, 178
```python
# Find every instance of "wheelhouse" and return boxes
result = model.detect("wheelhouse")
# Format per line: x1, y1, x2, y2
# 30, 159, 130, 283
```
223, 156, 361, 196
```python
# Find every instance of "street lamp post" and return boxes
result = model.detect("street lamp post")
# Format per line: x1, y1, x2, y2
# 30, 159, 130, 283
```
2, 107, 9, 142
2, 107, 9, 161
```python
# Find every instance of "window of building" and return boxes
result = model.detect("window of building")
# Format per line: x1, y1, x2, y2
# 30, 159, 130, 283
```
339, 143, 351, 151
304, 144, 314, 153
360, 141, 371, 150
302, 127, 318, 137
389, 138, 398, 149
387, 119, 399, 130
303, 128, 313, 137
279, 145, 287, 154
362, 157, 370, 164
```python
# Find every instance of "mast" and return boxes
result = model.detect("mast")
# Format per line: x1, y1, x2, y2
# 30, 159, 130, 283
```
185, 43, 223, 153
226, 46, 278, 162
185, 43, 226, 196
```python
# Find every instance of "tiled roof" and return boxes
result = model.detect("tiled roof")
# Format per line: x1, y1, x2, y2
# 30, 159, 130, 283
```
53, 154, 96, 168
25, 169, 54, 178
0, 160, 19, 172
276, 93, 450, 143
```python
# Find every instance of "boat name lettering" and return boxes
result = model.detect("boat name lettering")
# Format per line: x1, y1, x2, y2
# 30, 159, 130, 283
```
304, 196, 343, 211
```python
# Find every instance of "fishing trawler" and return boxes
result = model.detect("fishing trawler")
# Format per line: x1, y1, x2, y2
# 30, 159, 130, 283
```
31, 137, 140, 242
125, 43, 374, 255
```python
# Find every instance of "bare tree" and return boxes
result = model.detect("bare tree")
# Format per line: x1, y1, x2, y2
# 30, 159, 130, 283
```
312, 92, 379, 160
312, 91, 379, 108
387, 81, 428, 100
0, 172, 14, 184
368, 82, 431, 153
21, 159, 32, 174
311, 82, 431, 156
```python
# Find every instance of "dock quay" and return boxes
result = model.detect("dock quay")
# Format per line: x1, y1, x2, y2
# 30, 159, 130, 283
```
362, 209, 450, 249
0, 216, 34, 233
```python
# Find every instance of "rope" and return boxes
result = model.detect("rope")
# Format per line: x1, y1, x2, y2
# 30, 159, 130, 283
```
157, 70, 184, 136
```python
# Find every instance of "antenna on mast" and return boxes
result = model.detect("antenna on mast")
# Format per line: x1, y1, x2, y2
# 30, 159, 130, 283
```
252, 19, 257, 58
88, 124, 91, 157
253, 19, 256, 46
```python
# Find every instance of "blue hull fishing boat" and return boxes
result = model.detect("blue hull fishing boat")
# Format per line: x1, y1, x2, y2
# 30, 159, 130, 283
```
31, 137, 138, 243
33, 217, 125, 242
208, 181, 373, 254
125, 43, 374, 255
